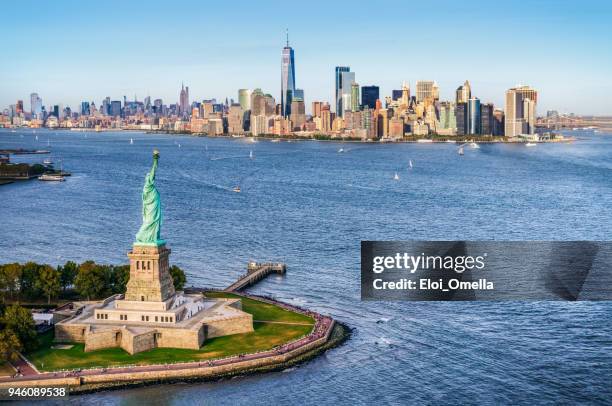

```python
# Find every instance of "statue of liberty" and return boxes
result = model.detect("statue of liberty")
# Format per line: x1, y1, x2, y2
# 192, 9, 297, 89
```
135, 150, 165, 245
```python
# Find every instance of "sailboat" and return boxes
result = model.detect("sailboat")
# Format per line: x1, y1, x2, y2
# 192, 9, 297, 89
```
338, 148, 345, 153
130, 138, 134, 144
35, 135, 38, 141
393, 172, 400, 181
249, 150, 253, 159
469, 142, 479, 149
408, 160, 413, 169
458, 146, 464, 156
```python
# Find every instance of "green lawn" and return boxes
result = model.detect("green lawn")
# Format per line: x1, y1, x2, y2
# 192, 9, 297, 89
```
26, 292, 314, 372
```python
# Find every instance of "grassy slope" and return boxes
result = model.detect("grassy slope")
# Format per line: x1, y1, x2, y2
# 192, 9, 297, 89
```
27, 293, 314, 372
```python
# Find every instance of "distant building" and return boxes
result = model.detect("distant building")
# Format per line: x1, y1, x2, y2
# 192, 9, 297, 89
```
439, 102, 457, 131
493, 109, 505, 136
480, 103, 494, 135
179, 83, 189, 116
361, 86, 379, 109
312, 101, 323, 118
30, 93, 42, 118
391, 90, 402, 101
110, 101, 122, 118
351, 83, 360, 112
281, 33, 296, 117
81, 101, 90, 116
227, 104, 243, 134
290, 98, 306, 130
335, 66, 350, 115
339, 71, 355, 118
505, 86, 538, 136
238, 89, 251, 112
467, 97, 481, 135
455, 103, 467, 136
456, 80, 471, 104
415, 81, 435, 103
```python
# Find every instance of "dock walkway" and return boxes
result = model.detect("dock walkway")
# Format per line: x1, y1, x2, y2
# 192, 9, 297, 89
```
225, 262, 286, 292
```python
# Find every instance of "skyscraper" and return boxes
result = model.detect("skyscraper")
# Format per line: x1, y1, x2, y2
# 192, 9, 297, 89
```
335, 66, 350, 116
340, 71, 355, 117
351, 83, 360, 112
281, 31, 296, 117
415, 81, 435, 103
179, 83, 189, 116
456, 80, 471, 104
467, 97, 481, 135
30, 93, 42, 118
456, 103, 467, 136
480, 103, 494, 135
238, 89, 252, 111
505, 86, 538, 137
81, 101, 91, 116
361, 86, 379, 109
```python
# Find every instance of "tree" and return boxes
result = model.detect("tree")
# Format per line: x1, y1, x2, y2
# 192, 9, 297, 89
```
34, 265, 61, 304
110, 265, 130, 294
0, 328, 22, 364
2, 304, 36, 351
169, 265, 187, 290
19, 262, 41, 299
59, 261, 78, 292
74, 261, 109, 300
0, 263, 22, 301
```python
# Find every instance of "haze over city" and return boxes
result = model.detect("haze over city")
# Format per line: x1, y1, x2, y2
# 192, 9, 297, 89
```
1, 0, 611, 115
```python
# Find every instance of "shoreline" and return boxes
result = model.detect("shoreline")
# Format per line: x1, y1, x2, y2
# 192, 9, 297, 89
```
0, 128, 577, 144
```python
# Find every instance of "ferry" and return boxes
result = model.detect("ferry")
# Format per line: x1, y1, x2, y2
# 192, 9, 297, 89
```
39, 173, 65, 182
525, 142, 537, 147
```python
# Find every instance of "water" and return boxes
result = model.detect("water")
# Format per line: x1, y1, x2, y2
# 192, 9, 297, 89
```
1, 129, 612, 405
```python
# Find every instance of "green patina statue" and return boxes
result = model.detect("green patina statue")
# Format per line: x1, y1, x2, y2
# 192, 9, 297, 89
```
135, 150, 165, 246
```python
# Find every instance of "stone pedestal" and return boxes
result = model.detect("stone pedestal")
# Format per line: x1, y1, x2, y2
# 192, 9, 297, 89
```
125, 244, 175, 302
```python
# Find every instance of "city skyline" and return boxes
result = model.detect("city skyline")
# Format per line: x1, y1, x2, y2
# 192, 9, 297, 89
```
1, 0, 611, 115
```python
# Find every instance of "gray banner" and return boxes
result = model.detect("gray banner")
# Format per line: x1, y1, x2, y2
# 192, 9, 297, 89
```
361, 241, 612, 301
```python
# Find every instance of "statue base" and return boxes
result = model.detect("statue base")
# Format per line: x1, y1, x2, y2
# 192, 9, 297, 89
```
125, 243, 175, 302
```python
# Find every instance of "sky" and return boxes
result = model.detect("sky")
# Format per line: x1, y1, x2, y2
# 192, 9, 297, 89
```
1, 0, 611, 115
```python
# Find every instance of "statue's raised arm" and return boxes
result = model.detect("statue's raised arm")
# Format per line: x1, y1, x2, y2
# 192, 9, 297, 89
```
135, 150, 164, 246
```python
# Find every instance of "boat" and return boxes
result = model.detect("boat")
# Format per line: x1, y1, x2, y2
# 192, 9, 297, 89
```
43, 158, 53, 165
409, 160, 413, 169
271, 139, 280, 143
39, 173, 65, 182
35, 135, 38, 141
249, 150, 253, 159
393, 172, 400, 181
130, 138, 134, 144
525, 142, 537, 147
232, 186, 241, 193
417, 139, 433, 143
445, 140, 456, 143
469, 142, 479, 149
458, 147, 464, 155
338, 148, 344, 153
11, 130, 16, 133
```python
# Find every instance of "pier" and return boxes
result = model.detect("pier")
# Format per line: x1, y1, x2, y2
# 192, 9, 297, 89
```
225, 262, 287, 292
